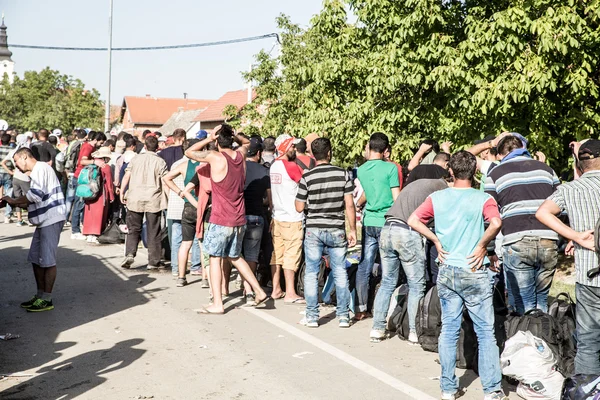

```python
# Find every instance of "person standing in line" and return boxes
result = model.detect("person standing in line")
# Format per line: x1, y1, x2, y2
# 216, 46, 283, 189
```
370, 177, 448, 344
82, 147, 114, 244
536, 140, 600, 375
1, 134, 32, 226
159, 128, 186, 170
185, 124, 270, 314
355, 132, 400, 320
294, 138, 315, 171
63, 129, 88, 226
296, 138, 357, 328
70, 132, 106, 240
120, 136, 168, 271
269, 134, 306, 303
30, 129, 57, 170
408, 151, 506, 400
260, 136, 276, 167
2, 147, 67, 312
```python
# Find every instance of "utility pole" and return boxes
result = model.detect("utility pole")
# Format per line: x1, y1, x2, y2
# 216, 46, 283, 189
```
104, 0, 114, 133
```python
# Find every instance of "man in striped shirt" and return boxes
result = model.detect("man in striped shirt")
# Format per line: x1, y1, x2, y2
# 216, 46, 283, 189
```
485, 135, 560, 314
295, 138, 357, 328
2, 147, 67, 312
536, 139, 600, 375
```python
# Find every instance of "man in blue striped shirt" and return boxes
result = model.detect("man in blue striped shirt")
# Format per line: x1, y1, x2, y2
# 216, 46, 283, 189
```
485, 135, 560, 314
2, 147, 67, 312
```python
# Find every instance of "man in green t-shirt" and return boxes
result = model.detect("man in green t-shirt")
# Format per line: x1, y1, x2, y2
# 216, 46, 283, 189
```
355, 132, 401, 320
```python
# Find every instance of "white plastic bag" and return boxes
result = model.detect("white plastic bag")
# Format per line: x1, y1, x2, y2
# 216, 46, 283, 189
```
501, 331, 564, 400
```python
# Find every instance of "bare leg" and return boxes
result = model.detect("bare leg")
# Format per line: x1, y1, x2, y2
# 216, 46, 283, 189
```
222, 259, 232, 295
178, 241, 193, 279
271, 264, 284, 298
229, 257, 267, 301
204, 256, 224, 313
243, 261, 257, 295
32, 264, 44, 292
283, 269, 302, 300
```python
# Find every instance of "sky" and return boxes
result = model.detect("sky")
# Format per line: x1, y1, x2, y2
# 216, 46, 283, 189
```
3, 0, 324, 104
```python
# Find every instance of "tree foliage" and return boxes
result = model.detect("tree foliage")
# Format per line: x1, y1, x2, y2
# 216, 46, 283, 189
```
0, 67, 103, 132
242, 0, 600, 171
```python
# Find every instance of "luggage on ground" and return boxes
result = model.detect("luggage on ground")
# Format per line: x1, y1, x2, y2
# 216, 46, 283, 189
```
561, 374, 600, 400
548, 293, 577, 377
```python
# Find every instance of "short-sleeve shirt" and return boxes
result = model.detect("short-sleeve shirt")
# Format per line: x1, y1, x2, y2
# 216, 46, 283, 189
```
405, 164, 448, 185
31, 141, 57, 167
74, 142, 94, 178
386, 178, 447, 223
125, 152, 168, 213
159, 145, 184, 170
296, 163, 354, 230
26, 162, 67, 227
244, 161, 270, 216
270, 159, 304, 222
547, 171, 600, 287
357, 159, 400, 227
413, 187, 500, 268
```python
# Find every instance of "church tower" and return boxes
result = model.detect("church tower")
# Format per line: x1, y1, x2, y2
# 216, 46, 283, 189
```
0, 14, 15, 83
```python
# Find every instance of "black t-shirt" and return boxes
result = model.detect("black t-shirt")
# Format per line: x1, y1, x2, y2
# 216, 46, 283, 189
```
244, 161, 271, 216
159, 146, 184, 170
405, 164, 448, 186
31, 141, 57, 168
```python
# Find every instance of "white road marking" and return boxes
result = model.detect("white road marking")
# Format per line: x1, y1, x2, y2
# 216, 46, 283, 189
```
242, 306, 437, 400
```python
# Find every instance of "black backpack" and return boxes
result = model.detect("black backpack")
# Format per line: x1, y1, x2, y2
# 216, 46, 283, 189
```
548, 292, 577, 377
562, 374, 600, 400
64, 140, 83, 172
456, 310, 478, 370
98, 218, 126, 244
416, 285, 442, 352
387, 284, 410, 339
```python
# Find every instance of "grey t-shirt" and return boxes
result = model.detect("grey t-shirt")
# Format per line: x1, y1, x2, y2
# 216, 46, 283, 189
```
385, 178, 447, 223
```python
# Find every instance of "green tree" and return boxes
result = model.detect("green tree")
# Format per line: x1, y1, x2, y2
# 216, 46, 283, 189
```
242, 0, 600, 173
0, 67, 103, 133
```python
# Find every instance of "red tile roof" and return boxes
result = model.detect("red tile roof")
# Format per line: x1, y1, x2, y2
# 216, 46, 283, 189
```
122, 96, 215, 125
193, 89, 256, 122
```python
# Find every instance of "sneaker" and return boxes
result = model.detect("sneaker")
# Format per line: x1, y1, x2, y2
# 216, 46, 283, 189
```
26, 298, 54, 312
87, 235, 99, 244
339, 317, 350, 328
64, 221, 71, 227
4, 217, 12, 224
441, 388, 466, 400
299, 317, 319, 328
147, 265, 159, 271
71, 233, 87, 240
483, 392, 508, 400
408, 331, 419, 345
20, 295, 39, 308
176, 277, 187, 287
16, 220, 25, 227
246, 293, 256, 306
120, 255, 134, 269
370, 329, 386, 342
201, 280, 210, 289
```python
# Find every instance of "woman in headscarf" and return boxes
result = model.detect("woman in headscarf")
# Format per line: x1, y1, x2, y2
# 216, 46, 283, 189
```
82, 146, 114, 244
0, 134, 32, 226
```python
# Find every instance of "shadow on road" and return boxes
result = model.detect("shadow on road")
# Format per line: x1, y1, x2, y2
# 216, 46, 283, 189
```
0, 240, 157, 399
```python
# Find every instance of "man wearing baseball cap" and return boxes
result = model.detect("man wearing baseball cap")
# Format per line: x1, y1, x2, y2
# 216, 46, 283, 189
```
269, 134, 306, 303
536, 139, 600, 375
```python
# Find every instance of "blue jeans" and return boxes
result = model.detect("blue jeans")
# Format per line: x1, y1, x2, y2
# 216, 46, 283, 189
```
437, 265, 502, 395
503, 237, 557, 314
243, 215, 264, 263
71, 194, 86, 234
356, 225, 382, 312
373, 222, 426, 332
168, 219, 201, 274
0, 173, 13, 217
65, 175, 78, 221
575, 283, 600, 375
304, 228, 349, 321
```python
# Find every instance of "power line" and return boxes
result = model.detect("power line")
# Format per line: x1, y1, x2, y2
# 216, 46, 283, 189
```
10, 33, 280, 52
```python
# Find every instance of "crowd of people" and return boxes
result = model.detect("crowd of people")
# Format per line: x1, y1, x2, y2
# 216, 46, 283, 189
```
1, 124, 599, 400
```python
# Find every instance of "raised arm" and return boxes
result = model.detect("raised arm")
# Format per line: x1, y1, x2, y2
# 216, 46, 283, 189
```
407, 143, 433, 172
234, 133, 250, 158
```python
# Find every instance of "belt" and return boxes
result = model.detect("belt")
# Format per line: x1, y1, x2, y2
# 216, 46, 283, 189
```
386, 219, 412, 231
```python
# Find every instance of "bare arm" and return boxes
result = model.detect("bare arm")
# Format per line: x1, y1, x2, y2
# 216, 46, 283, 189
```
295, 200, 305, 213
1, 159, 13, 176
407, 143, 433, 172
2, 195, 31, 208
266, 188, 273, 212
235, 134, 250, 158
185, 137, 217, 162
162, 163, 186, 196
467, 217, 502, 270
536, 199, 595, 250
120, 171, 131, 204
80, 156, 94, 166
345, 193, 357, 247
407, 213, 448, 263
182, 182, 198, 208
356, 192, 366, 207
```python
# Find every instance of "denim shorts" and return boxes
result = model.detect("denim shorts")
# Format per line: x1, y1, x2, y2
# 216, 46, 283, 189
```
203, 222, 246, 259
243, 215, 264, 263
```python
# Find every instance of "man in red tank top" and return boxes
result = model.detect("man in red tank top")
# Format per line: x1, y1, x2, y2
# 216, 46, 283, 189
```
185, 124, 270, 314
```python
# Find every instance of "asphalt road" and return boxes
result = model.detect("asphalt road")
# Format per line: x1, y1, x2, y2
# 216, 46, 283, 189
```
0, 223, 519, 400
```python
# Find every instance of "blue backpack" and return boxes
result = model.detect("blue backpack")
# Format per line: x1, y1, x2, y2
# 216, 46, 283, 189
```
76, 165, 102, 200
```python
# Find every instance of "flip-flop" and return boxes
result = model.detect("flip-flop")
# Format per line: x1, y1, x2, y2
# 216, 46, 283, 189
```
197, 307, 224, 315
272, 292, 286, 300
284, 298, 306, 305
253, 296, 273, 307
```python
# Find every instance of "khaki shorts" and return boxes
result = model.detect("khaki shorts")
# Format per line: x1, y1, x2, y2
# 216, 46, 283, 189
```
270, 220, 303, 272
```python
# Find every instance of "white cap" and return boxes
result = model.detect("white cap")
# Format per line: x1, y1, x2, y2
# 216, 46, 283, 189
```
158, 136, 167, 142
51, 128, 63, 137
24, 131, 34, 138
0, 119, 7, 130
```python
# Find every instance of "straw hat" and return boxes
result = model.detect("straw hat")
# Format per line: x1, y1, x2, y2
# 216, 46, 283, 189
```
91, 147, 112, 159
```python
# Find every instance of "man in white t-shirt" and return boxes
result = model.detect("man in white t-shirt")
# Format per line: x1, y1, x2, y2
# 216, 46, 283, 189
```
2, 147, 67, 312
269, 134, 305, 303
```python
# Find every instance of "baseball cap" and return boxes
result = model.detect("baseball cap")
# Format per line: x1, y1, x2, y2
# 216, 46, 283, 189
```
158, 136, 167, 142
52, 128, 63, 137
248, 137, 263, 155
275, 134, 296, 156
578, 139, 600, 161
196, 130, 208, 140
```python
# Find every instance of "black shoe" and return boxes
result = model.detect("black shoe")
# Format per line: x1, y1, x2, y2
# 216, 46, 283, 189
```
20, 295, 39, 308
26, 298, 54, 312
